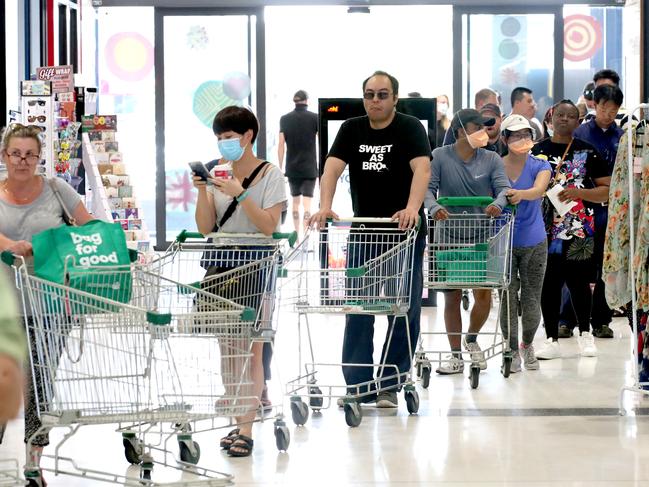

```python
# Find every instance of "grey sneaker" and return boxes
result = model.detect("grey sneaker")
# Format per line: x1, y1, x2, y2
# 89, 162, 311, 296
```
463, 339, 487, 370
510, 351, 522, 373
376, 391, 398, 408
436, 355, 465, 375
520, 343, 540, 370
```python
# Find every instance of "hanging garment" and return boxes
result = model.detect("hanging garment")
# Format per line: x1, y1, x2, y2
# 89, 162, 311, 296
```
603, 122, 649, 310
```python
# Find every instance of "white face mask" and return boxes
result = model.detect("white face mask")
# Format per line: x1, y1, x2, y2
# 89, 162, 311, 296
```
438, 103, 449, 116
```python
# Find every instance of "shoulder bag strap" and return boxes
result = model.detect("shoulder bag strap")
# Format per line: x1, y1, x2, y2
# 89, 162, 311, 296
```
48, 178, 77, 226
217, 161, 270, 229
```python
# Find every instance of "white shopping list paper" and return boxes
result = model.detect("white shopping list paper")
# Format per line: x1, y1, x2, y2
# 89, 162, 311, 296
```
546, 184, 578, 217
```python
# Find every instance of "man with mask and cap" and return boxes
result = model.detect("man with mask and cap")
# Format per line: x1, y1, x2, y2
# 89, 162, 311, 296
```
480, 103, 506, 156
425, 109, 510, 375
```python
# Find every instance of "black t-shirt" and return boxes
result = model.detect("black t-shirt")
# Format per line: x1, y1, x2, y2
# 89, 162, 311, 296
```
531, 137, 608, 241
279, 105, 318, 179
328, 112, 431, 217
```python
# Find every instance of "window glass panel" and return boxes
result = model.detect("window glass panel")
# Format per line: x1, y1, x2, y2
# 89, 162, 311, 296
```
563, 6, 624, 104
465, 13, 555, 119
163, 15, 253, 241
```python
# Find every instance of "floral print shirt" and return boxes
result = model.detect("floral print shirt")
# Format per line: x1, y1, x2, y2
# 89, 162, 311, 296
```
531, 138, 610, 242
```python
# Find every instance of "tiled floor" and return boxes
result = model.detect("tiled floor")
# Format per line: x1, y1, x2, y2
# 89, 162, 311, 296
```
2, 299, 649, 486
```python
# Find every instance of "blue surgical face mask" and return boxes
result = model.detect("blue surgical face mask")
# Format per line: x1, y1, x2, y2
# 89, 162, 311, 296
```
218, 137, 245, 161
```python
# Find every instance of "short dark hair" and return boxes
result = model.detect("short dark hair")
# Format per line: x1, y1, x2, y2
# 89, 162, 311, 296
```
582, 81, 595, 101
593, 84, 624, 106
293, 90, 308, 102
511, 87, 532, 107
553, 99, 580, 118
362, 70, 399, 95
474, 88, 498, 108
593, 69, 620, 86
212, 106, 259, 144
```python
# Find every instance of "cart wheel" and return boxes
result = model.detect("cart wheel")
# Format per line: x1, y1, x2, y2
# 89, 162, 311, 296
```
123, 434, 143, 465
501, 355, 513, 378
462, 293, 470, 311
308, 385, 324, 411
178, 439, 201, 465
344, 401, 363, 427
469, 365, 480, 389
421, 365, 431, 389
404, 386, 420, 415
24, 471, 44, 487
140, 465, 152, 482
290, 397, 309, 426
274, 420, 290, 451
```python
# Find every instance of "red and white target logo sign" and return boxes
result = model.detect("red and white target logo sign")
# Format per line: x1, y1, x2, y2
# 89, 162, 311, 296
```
564, 14, 603, 62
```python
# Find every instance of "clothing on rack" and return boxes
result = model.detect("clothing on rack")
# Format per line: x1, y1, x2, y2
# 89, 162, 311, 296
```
603, 121, 649, 311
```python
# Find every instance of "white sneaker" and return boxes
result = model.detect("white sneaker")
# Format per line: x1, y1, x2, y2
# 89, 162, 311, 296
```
536, 339, 561, 360
436, 355, 465, 375
463, 338, 487, 370
578, 331, 598, 357
520, 343, 540, 370
510, 351, 522, 373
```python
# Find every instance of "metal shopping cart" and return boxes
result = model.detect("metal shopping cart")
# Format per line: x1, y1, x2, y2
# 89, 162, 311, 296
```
1, 250, 247, 486
418, 196, 514, 389
141, 230, 297, 454
0, 459, 24, 486
281, 218, 420, 427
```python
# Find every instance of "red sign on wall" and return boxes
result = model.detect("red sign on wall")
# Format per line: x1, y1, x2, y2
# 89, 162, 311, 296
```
564, 14, 603, 62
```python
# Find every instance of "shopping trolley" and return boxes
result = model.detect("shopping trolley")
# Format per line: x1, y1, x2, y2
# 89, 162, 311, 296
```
281, 218, 420, 427
2, 250, 245, 486
0, 459, 24, 486
418, 196, 514, 389
138, 230, 297, 454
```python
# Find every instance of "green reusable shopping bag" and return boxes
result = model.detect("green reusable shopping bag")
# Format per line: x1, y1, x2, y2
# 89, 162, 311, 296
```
32, 221, 133, 311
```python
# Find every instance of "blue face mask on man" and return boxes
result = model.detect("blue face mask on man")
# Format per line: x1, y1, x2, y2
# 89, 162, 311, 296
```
218, 137, 246, 161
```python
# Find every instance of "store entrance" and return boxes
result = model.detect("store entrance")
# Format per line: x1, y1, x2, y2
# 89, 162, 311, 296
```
154, 8, 264, 245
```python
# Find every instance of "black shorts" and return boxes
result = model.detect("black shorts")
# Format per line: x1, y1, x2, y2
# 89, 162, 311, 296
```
288, 178, 316, 198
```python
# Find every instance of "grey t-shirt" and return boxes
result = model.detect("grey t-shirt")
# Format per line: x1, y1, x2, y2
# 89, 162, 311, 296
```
0, 177, 81, 315
425, 144, 510, 216
207, 163, 287, 233
0, 177, 81, 242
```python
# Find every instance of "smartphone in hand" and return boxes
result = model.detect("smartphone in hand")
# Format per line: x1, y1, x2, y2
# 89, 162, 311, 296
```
188, 161, 211, 181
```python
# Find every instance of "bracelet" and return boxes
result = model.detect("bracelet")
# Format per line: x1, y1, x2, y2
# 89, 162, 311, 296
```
236, 190, 249, 203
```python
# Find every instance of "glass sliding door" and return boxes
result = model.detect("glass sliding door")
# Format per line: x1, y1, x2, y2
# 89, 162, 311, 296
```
154, 8, 263, 246
454, 6, 563, 121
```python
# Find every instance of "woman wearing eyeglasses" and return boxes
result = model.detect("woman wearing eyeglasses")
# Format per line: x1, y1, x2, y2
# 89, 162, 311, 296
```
0, 123, 93, 485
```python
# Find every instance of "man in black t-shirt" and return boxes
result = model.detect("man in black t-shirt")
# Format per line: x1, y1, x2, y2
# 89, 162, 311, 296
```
310, 70, 431, 408
278, 90, 319, 234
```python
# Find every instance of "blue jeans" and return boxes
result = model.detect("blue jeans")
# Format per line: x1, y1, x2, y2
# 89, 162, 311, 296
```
341, 223, 426, 392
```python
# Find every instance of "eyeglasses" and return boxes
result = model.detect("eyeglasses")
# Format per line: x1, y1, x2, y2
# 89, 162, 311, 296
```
27, 100, 46, 107
6, 151, 40, 165
27, 115, 47, 123
508, 132, 533, 141
363, 91, 393, 101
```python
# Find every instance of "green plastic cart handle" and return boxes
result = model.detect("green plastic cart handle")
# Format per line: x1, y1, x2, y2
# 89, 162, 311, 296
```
1, 251, 15, 266
437, 196, 495, 207
272, 231, 298, 247
176, 230, 205, 243
436, 196, 516, 213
